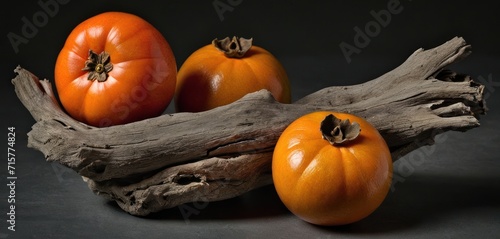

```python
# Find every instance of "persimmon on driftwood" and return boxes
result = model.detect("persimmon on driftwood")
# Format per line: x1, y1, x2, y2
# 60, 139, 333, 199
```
13, 37, 486, 216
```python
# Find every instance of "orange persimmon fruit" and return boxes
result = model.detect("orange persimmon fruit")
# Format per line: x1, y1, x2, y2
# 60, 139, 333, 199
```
272, 111, 393, 226
55, 12, 177, 127
174, 36, 290, 112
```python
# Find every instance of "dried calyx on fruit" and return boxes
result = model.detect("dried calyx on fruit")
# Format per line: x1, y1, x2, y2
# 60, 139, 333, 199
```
320, 114, 361, 145
212, 36, 253, 58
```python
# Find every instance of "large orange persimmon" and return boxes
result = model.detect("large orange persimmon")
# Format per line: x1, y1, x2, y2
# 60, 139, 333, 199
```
174, 36, 290, 112
272, 111, 393, 226
54, 12, 177, 127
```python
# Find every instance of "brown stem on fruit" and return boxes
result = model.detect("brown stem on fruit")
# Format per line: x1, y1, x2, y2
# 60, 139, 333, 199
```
321, 114, 361, 145
82, 50, 113, 82
212, 36, 253, 58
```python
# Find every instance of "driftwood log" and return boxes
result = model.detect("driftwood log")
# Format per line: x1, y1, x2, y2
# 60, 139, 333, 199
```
13, 37, 486, 216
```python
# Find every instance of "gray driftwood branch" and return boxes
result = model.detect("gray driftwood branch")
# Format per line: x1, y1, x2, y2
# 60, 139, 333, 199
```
12, 37, 486, 216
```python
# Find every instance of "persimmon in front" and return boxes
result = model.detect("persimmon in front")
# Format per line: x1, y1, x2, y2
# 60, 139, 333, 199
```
272, 111, 393, 226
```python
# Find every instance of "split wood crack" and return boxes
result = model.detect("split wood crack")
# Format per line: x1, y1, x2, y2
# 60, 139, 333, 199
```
12, 37, 486, 216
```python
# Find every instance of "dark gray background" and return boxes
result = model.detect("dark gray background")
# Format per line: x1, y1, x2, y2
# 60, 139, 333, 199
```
1, 1, 499, 238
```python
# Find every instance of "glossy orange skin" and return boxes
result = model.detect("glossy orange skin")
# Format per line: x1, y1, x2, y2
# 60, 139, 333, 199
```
272, 111, 392, 226
55, 12, 177, 127
174, 43, 291, 112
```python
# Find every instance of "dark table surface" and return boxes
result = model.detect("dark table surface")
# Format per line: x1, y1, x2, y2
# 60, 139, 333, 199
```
1, 1, 499, 238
